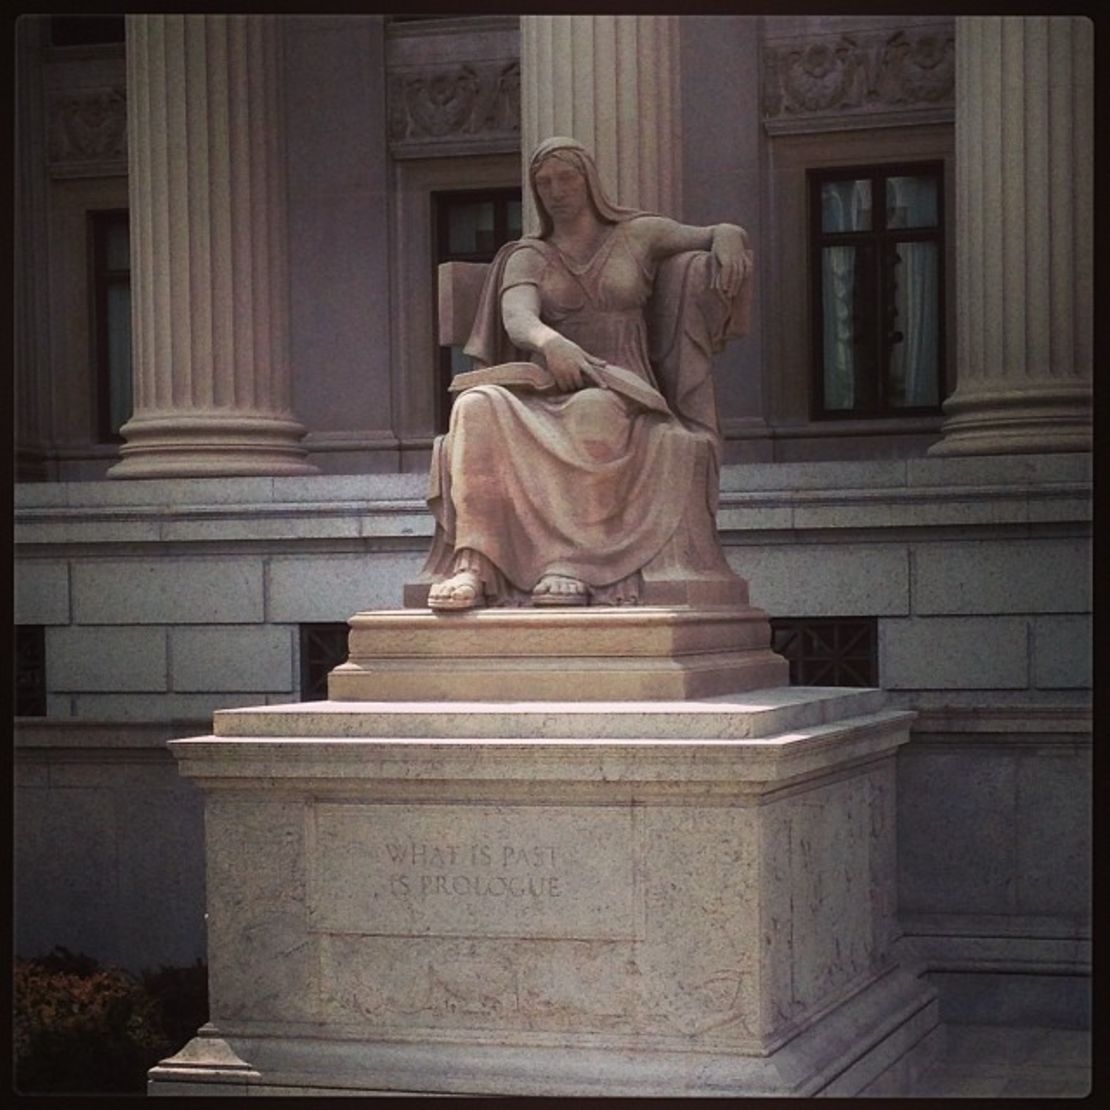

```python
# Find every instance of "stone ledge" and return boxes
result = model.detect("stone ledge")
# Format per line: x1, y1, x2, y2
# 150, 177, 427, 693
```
911, 704, 1092, 736
14, 718, 210, 749
14, 454, 1091, 549
212, 686, 888, 739
14, 494, 1090, 547
170, 697, 914, 790
898, 927, 1090, 977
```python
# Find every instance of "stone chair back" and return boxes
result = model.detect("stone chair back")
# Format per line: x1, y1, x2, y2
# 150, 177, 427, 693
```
438, 260, 491, 349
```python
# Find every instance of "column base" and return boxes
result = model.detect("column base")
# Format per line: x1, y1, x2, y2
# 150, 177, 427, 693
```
928, 383, 1092, 456
108, 412, 318, 478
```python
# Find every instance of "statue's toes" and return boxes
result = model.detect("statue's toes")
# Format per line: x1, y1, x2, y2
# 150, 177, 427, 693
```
532, 574, 588, 606
429, 571, 483, 610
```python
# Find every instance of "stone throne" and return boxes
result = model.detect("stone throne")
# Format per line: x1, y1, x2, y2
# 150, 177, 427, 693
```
329, 254, 791, 702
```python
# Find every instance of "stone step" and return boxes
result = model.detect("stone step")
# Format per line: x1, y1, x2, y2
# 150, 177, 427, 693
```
331, 605, 790, 701
214, 685, 889, 741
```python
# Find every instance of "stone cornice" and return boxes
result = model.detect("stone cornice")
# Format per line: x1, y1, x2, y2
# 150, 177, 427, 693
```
13, 455, 1091, 550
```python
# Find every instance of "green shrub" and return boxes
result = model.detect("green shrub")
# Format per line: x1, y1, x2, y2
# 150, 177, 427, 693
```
14, 947, 209, 1094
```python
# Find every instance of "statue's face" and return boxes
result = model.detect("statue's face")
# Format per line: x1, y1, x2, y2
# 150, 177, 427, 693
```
533, 156, 590, 225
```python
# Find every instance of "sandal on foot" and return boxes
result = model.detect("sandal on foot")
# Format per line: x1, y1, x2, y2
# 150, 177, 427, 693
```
531, 574, 589, 607
428, 570, 485, 611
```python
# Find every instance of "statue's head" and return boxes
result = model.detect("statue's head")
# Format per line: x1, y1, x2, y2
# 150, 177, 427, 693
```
527, 137, 637, 237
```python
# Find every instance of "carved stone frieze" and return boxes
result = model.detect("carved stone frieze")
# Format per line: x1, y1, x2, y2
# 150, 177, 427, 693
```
763, 26, 954, 133
47, 86, 127, 175
388, 60, 520, 157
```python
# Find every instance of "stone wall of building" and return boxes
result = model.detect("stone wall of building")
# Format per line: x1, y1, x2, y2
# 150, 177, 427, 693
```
15, 457, 1091, 1014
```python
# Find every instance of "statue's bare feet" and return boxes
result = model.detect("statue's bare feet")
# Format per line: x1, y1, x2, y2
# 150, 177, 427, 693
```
532, 574, 589, 606
428, 569, 484, 611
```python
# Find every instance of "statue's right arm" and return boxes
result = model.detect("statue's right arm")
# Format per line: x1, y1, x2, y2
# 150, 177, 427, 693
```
501, 252, 605, 392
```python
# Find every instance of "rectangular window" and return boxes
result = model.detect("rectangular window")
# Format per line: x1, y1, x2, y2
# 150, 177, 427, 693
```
809, 163, 944, 418
433, 188, 523, 432
299, 623, 350, 702
89, 210, 133, 442
770, 617, 877, 687
15, 626, 47, 717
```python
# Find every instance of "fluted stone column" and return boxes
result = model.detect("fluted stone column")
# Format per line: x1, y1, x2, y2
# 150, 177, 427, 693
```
110, 15, 316, 478
521, 15, 681, 223
930, 16, 1092, 456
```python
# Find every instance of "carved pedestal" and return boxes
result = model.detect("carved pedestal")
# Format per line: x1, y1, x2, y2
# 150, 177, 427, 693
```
330, 605, 788, 702
150, 688, 938, 1097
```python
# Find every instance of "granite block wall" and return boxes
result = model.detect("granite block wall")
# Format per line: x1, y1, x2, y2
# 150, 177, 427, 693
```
14, 456, 1091, 1015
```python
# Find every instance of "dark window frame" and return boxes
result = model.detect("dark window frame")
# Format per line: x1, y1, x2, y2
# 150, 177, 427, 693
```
88, 208, 132, 444
432, 187, 523, 433
808, 160, 946, 421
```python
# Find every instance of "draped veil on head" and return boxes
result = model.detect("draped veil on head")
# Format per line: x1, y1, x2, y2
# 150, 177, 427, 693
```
526, 136, 646, 238
464, 137, 650, 367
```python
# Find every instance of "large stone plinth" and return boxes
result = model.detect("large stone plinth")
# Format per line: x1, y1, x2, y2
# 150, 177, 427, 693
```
330, 606, 789, 701
151, 687, 937, 1097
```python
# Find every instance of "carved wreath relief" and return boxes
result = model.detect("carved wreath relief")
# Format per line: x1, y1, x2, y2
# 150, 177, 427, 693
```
388, 61, 520, 146
47, 87, 127, 168
763, 29, 955, 121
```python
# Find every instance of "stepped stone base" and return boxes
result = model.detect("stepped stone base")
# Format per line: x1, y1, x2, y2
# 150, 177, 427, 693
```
151, 688, 937, 1097
330, 605, 789, 701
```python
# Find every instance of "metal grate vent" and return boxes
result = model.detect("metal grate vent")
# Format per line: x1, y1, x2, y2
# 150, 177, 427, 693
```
770, 617, 878, 687
299, 623, 349, 702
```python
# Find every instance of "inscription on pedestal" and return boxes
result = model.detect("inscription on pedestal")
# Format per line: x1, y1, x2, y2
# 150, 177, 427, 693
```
309, 805, 637, 940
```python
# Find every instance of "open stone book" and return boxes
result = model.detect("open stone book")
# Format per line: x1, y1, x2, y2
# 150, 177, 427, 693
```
449, 360, 673, 416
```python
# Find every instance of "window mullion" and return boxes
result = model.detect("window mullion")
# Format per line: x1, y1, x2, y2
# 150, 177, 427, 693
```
91, 213, 117, 443
874, 172, 888, 416
878, 232, 892, 416
809, 176, 823, 417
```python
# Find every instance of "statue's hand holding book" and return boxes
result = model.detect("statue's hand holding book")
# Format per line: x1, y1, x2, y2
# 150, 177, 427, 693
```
449, 361, 671, 416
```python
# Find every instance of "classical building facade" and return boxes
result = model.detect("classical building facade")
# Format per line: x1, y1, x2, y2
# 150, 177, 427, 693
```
14, 14, 1091, 1030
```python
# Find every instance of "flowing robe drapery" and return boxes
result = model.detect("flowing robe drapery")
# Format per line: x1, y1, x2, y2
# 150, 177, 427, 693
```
424, 217, 753, 602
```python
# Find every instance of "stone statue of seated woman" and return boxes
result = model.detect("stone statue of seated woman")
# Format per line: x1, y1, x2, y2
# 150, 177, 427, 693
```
420, 135, 755, 612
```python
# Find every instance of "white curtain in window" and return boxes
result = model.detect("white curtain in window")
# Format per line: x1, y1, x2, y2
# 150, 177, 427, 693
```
823, 247, 856, 410
821, 179, 871, 410
892, 242, 938, 406
887, 176, 939, 407
886, 175, 937, 229
822, 179, 871, 233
